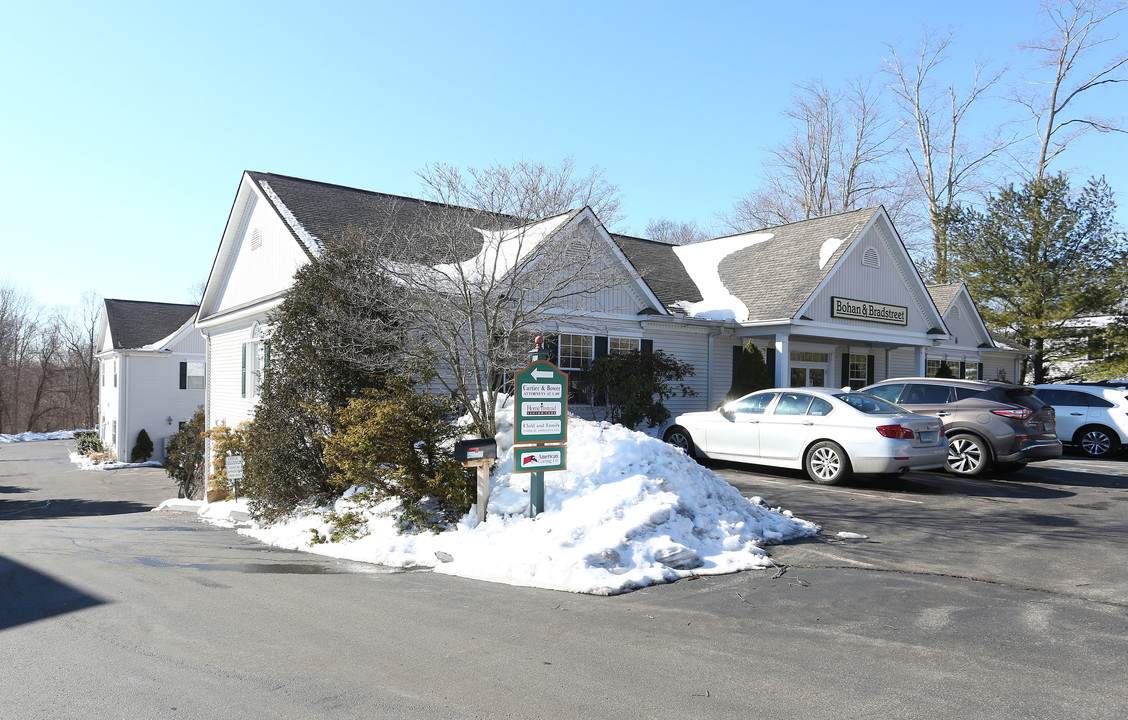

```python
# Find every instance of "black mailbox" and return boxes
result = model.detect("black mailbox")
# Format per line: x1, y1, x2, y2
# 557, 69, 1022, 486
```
454, 438, 498, 463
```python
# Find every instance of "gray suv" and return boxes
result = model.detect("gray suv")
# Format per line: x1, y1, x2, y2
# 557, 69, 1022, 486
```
860, 378, 1062, 476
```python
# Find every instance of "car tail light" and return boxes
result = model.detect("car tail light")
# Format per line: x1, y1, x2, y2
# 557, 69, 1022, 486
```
877, 425, 915, 439
992, 406, 1033, 420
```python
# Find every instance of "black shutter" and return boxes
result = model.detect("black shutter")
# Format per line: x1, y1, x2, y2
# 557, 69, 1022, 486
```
978, 362, 984, 380
732, 345, 743, 384
179, 362, 187, 390
594, 336, 609, 358
867, 355, 875, 385
766, 348, 776, 385
544, 335, 558, 364
841, 353, 850, 388
959, 361, 967, 379
640, 339, 653, 354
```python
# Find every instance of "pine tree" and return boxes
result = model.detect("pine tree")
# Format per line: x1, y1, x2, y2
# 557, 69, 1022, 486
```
130, 428, 154, 463
948, 174, 1128, 383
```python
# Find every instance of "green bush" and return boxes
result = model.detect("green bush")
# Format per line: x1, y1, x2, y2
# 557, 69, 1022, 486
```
727, 340, 772, 401
322, 374, 473, 531
130, 428, 154, 463
164, 406, 205, 499
577, 350, 697, 429
74, 430, 103, 456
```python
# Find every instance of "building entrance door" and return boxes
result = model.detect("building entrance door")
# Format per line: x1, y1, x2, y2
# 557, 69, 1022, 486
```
790, 366, 826, 387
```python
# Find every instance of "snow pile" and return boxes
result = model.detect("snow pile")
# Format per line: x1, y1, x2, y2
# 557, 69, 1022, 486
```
671, 232, 772, 321
157, 408, 818, 595
0, 430, 78, 444
69, 453, 162, 470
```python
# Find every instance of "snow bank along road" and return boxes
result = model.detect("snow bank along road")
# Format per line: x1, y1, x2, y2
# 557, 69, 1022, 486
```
2, 440, 1126, 719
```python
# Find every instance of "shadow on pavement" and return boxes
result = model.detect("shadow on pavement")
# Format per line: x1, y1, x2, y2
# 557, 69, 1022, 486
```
0, 498, 156, 521
0, 556, 107, 631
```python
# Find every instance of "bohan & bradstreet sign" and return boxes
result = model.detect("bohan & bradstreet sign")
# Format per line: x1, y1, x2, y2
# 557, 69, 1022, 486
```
831, 296, 908, 326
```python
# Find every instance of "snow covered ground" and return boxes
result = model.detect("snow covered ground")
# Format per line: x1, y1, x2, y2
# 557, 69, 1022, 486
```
0, 430, 78, 443
157, 406, 820, 595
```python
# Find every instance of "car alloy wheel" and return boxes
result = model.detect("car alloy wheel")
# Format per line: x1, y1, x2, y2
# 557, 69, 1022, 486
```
663, 427, 695, 459
946, 434, 988, 476
805, 441, 850, 485
1077, 426, 1116, 457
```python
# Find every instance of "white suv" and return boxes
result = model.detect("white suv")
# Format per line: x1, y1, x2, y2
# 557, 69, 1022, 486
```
1031, 384, 1128, 457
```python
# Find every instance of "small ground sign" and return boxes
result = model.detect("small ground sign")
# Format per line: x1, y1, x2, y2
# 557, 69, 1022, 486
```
514, 445, 567, 473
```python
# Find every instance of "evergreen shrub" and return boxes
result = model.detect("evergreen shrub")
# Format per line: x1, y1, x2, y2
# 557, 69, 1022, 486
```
130, 428, 154, 463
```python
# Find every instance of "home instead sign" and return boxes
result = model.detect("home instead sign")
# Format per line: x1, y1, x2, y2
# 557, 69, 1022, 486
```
831, 296, 908, 326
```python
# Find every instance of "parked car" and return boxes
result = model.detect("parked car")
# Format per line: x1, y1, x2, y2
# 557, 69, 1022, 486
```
860, 378, 1062, 476
662, 388, 947, 485
1031, 384, 1128, 457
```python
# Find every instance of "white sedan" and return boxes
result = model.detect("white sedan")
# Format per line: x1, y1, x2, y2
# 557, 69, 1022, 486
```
663, 389, 948, 485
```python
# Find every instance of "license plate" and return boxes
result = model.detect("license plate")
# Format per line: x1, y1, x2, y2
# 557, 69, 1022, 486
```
920, 431, 936, 443
1044, 422, 1052, 432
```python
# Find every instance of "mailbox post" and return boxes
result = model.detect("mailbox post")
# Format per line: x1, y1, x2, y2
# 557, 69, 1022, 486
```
513, 337, 567, 517
454, 439, 497, 523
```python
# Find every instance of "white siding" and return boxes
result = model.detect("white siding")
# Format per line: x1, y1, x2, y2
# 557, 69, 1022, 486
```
206, 320, 263, 430
122, 353, 205, 461
213, 195, 309, 315
805, 229, 937, 335
887, 347, 919, 378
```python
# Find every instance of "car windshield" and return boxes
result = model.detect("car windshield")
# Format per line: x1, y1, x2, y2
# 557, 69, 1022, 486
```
834, 392, 904, 415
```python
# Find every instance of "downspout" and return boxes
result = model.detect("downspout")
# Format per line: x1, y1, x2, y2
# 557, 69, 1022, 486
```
706, 324, 729, 409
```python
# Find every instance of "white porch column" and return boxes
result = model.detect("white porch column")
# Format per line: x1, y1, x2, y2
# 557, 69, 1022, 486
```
774, 334, 790, 387
914, 345, 927, 376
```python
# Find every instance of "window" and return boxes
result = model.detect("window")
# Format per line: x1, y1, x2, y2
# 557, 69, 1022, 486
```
558, 334, 593, 370
729, 392, 775, 414
180, 361, 205, 390
964, 363, 980, 380
808, 397, 834, 416
791, 351, 828, 363
926, 359, 957, 377
113, 360, 117, 388
242, 342, 261, 398
865, 384, 904, 403
903, 383, 953, 404
774, 392, 813, 415
609, 337, 640, 355
847, 354, 869, 390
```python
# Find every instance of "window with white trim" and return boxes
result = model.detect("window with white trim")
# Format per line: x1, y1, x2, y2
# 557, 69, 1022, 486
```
609, 337, 640, 355
558, 334, 593, 370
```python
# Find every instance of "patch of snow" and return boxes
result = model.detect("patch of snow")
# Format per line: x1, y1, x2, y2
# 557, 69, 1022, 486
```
835, 531, 868, 540
671, 233, 773, 321
259, 179, 323, 256
819, 238, 845, 269
1, 430, 81, 444
69, 452, 162, 471
158, 403, 818, 595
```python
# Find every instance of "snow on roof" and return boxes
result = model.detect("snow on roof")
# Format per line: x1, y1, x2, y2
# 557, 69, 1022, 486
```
670, 232, 774, 321
258, 179, 323, 256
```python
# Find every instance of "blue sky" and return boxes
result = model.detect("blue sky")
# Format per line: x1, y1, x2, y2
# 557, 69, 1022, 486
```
2, 1, 1125, 311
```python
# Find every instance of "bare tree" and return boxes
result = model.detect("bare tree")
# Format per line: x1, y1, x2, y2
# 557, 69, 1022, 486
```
0, 281, 38, 434
885, 29, 1015, 282
722, 78, 913, 234
317, 197, 634, 437
59, 291, 101, 428
644, 217, 710, 245
416, 156, 625, 229
1016, 0, 1128, 181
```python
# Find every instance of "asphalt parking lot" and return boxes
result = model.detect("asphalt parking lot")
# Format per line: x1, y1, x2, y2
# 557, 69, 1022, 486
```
711, 450, 1128, 606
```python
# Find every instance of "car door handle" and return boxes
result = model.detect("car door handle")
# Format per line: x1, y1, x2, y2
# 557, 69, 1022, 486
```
937, 412, 951, 417
802, 421, 814, 426
1070, 412, 1084, 416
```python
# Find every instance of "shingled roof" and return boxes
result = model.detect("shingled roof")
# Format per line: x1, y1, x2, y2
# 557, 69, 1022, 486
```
716, 207, 881, 321
247, 171, 523, 264
609, 233, 703, 309
104, 299, 198, 350
926, 283, 963, 315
